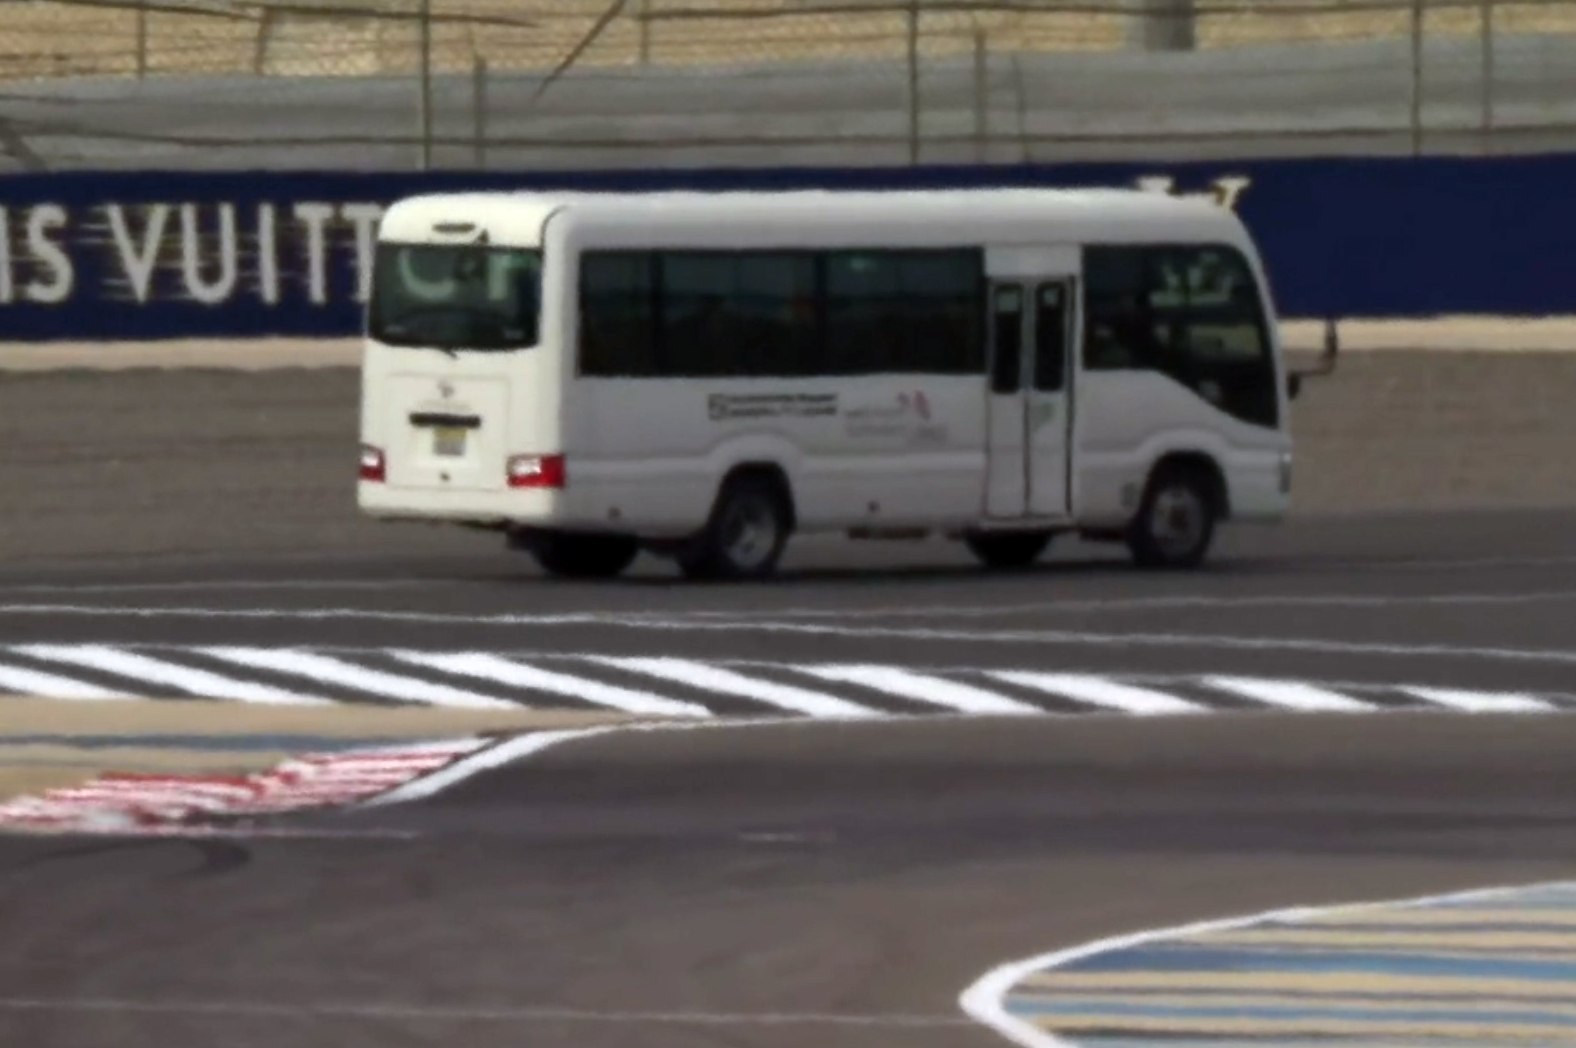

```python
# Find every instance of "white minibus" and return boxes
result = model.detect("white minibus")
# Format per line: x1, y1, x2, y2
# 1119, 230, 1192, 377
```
357, 187, 1328, 580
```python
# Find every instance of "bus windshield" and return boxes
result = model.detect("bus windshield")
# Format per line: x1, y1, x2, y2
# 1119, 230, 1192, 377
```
369, 243, 542, 351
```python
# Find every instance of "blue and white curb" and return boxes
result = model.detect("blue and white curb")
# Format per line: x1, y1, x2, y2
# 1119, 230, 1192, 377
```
960, 880, 1576, 1047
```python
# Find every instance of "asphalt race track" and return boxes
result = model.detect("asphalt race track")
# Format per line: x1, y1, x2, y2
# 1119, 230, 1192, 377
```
3, 362, 1576, 1047
3, 715, 1576, 1048
5, 508, 1576, 1047
3, 508, 1576, 698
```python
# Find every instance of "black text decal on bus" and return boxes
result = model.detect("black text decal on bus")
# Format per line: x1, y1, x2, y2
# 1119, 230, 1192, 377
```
706, 392, 839, 422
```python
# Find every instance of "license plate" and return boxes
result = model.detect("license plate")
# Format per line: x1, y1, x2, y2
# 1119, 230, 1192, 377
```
433, 427, 467, 457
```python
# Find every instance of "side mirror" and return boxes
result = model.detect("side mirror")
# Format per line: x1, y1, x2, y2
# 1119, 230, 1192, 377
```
1286, 316, 1339, 399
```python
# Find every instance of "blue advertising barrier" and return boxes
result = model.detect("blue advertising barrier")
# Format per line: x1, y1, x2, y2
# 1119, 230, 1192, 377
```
2, 154, 1574, 342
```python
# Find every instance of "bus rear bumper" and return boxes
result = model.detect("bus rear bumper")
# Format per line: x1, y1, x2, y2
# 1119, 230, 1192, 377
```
356, 482, 562, 528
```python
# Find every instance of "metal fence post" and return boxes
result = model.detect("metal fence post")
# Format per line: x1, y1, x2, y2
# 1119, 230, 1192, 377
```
135, 1, 149, 79
1130, 0, 1195, 52
473, 53, 488, 169
906, 0, 920, 165
639, 0, 651, 66
1409, 0, 1423, 156
417, 0, 433, 170
973, 24, 988, 162
1479, 0, 1495, 142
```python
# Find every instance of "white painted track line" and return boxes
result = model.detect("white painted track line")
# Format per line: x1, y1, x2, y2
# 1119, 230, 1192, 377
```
197, 647, 514, 710
0, 659, 135, 700
986, 671, 1204, 716
1202, 675, 1371, 712
16, 644, 324, 706
592, 656, 882, 719
2, 642, 1568, 721
361, 727, 621, 807
1396, 686, 1553, 713
389, 651, 712, 718
797, 664, 1040, 715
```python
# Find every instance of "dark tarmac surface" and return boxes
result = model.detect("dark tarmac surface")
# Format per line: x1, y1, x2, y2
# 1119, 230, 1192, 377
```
3, 358, 1576, 1047
3, 714, 1576, 1048
3, 508, 1576, 694
3, 508, 1575, 1048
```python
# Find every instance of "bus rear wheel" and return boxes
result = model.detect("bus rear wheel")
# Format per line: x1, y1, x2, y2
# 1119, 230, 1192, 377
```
964, 529, 1053, 569
516, 530, 640, 579
678, 474, 792, 581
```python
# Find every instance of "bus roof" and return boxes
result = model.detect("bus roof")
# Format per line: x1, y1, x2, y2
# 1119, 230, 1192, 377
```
378, 186, 1243, 248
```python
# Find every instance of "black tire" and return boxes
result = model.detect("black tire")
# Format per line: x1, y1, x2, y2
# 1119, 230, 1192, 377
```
677, 474, 792, 581
1126, 462, 1218, 569
521, 531, 640, 579
963, 530, 1053, 570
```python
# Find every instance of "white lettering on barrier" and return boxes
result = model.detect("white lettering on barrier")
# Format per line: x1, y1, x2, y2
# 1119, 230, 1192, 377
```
24, 205, 73, 305
94, 201, 384, 308
0, 185, 1250, 318
179, 203, 238, 306
342, 203, 383, 304
0, 182, 1257, 320
0, 207, 11, 305
294, 202, 335, 305
256, 203, 279, 306
107, 203, 170, 304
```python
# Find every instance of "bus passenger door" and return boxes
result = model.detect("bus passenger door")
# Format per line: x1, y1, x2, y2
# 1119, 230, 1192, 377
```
985, 277, 1076, 519
1025, 279, 1074, 518
984, 283, 1029, 517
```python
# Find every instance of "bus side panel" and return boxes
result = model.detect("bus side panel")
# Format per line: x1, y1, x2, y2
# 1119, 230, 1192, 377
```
1072, 371, 1291, 527
798, 376, 987, 531
567, 376, 987, 537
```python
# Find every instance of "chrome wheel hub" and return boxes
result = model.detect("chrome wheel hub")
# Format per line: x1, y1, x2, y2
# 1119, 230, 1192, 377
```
1150, 484, 1205, 556
721, 502, 777, 569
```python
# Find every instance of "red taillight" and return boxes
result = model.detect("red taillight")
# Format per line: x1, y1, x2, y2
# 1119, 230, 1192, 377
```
359, 444, 386, 482
507, 453, 566, 489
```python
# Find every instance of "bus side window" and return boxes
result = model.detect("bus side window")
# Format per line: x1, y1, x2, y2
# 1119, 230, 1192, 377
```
1081, 247, 1149, 371
827, 250, 982, 377
1034, 282, 1067, 392
1083, 243, 1278, 429
579, 251, 657, 377
990, 284, 1023, 394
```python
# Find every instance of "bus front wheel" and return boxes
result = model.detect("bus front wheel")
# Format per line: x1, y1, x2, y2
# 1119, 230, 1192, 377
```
1126, 463, 1218, 569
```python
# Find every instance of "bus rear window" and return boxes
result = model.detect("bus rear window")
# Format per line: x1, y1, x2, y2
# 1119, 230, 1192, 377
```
369, 243, 542, 351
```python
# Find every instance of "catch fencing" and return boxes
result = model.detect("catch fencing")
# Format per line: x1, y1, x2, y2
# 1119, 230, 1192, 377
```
1, 0, 1575, 171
